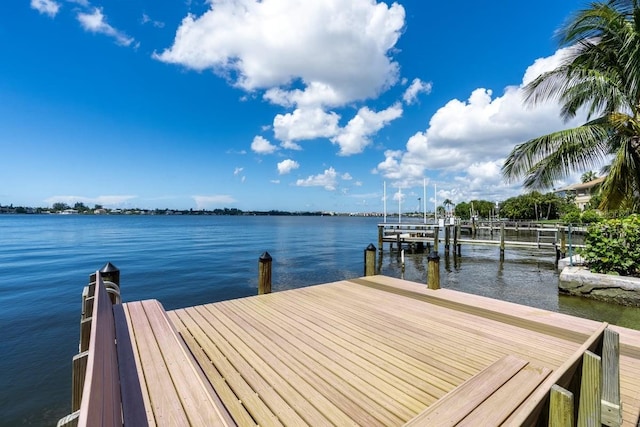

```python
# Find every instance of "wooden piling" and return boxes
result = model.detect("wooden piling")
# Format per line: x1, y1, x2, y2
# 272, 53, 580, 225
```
364, 244, 376, 276
500, 223, 505, 259
452, 224, 458, 253
444, 225, 450, 253
427, 251, 440, 290
377, 225, 383, 252
258, 252, 272, 295
433, 227, 439, 253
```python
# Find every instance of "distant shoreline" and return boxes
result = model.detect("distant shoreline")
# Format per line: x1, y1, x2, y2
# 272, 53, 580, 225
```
0, 206, 387, 217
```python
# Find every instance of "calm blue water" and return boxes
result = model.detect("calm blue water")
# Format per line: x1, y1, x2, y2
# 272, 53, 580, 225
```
1, 214, 638, 426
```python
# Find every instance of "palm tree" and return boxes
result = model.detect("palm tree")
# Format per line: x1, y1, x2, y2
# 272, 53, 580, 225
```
442, 198, 453, 215
581, 171, 598, 183
502, 0, 640, 211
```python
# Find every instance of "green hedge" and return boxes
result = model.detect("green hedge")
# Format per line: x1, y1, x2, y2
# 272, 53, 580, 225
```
582, 214, 640, 277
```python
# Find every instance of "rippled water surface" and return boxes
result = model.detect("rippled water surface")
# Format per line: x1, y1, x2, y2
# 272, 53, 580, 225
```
1, 214, 638, 425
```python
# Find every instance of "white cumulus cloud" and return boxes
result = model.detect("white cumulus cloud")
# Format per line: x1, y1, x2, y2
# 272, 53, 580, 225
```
296, 167, 339, 190
251, 136, 278, 154
273, 108, 340, 144
332, 103, 402, 155
375, 48, 588, 202
155, 0, 405, 107
155, 0, 406, 156
277, 159, 300, 175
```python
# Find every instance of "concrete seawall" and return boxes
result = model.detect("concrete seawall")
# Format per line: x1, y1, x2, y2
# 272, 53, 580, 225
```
559, 266, 640, 307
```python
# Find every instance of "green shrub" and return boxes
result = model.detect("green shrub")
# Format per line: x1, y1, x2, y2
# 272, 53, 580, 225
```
580, 209, 602, 224
562, 211, 581, 224
581, 214, 640, 277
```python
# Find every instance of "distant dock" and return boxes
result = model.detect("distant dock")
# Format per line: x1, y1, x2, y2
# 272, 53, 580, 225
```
58, 263, 640, 426
377, 221, 585, 261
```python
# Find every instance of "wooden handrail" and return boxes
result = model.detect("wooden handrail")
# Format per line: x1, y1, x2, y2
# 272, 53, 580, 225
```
77, 271, 122, 426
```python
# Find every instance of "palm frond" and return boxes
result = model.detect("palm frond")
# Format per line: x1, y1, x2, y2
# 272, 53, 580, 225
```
502, 124, 610, 187
507, 0, 640, 211
599, 136, 640, 209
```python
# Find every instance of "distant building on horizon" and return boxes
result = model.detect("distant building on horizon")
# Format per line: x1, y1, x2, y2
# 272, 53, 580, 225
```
555, 176, 606, 210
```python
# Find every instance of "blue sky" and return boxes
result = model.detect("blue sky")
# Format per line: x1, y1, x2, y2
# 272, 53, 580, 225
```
2, 0, 592, 212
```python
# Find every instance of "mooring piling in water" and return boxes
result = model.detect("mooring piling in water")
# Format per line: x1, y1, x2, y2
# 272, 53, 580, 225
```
444, 224, 450, 253
427, 251, 440, 290
500, 223, 505, 260
258, 252, 272, 294
364, 243, 376, 276
455, 224, 462, 256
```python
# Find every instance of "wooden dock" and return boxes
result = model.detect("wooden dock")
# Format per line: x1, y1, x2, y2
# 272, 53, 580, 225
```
378, 222, 584, 259
60, 269, 640, 426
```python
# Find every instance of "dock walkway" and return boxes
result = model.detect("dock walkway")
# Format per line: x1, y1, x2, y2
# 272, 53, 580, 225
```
62, 273, 640, 426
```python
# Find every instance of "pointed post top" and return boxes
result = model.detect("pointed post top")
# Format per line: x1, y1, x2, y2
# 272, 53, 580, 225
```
259, 252, 272, 262
100, 262, 119, 273
99, 262, 120, 286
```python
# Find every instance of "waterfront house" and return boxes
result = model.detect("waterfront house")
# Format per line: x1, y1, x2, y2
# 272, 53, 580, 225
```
555, 176, 605, 210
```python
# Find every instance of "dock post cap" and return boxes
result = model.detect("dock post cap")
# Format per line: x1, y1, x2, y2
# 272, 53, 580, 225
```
427, 251, 440, 261
259, 252, 272, 262
365, 243, 376, 252
99, 262, 120, 273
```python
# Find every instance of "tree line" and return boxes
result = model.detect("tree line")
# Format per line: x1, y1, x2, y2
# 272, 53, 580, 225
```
450, 192, 580, 221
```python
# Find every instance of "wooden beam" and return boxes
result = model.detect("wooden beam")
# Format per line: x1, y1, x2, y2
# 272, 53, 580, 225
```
577, 351, 601, 427
601, 328, 622, 427
549, 384, 574, 427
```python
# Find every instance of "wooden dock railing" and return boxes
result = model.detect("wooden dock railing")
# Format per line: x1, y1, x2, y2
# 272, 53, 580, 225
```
548, 328, 622, 427
58, 265, 122, 427
58, 264, 236, 427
